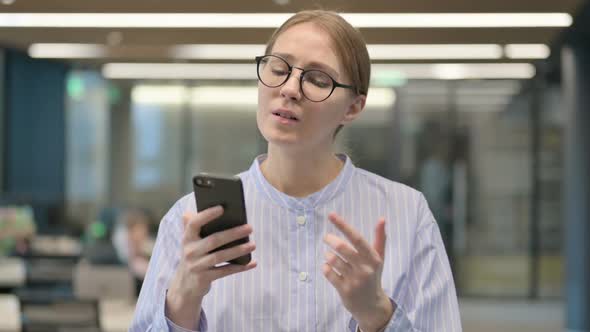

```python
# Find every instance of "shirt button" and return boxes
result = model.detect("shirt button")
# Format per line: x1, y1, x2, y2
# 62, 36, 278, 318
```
296, 215, 306, 226
298, 272, 308, 281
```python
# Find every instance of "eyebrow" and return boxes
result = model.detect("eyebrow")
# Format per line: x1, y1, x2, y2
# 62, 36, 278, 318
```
272, 52, 340, 78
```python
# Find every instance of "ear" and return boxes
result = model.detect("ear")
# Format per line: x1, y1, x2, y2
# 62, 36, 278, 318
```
340, 94, 366, 125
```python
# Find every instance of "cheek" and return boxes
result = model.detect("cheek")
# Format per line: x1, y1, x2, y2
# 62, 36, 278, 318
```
257, 84, 265, 106
257, 85, 275, 112
258, 89, 270, 107
315, 101, 347, 125
257, 88, 267, 116
255, 107, 265, 137
256, 90, 269, 136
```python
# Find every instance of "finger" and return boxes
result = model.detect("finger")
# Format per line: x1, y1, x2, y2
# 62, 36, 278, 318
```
328, 213, 373, 258
373, 218, 387, 259
206, 260, 258, 281
196, 224, 253, 255
198, 241, 256, 268
183, 206, 224, 242
323, 233, 360, 265
322, 262, 343, 289
324, 251, 352, 276
182, 213, 190, 228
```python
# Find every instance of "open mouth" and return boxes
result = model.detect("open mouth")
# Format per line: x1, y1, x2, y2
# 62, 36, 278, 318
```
272, 111, 299, 121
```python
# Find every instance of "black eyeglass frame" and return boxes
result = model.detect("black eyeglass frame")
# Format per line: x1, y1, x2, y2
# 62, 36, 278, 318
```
255, 55, 355, 102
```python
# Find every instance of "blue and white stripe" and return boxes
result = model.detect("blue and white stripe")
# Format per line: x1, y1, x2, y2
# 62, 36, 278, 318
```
130, 154, 462, 332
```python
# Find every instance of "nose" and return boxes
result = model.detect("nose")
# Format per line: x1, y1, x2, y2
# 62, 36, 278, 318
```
279, 69, 302, 101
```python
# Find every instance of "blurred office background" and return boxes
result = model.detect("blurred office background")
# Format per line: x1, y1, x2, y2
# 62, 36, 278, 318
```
1, 1, 589, 331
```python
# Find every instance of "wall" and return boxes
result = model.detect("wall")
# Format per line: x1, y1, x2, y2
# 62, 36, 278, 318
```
2, 50, 68, 232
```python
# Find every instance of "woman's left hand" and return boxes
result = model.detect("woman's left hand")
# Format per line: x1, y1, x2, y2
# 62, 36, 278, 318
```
322, 212, 395, 332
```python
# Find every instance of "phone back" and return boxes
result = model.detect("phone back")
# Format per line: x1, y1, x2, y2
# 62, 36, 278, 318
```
193, 173, 247, 236
193, 173, 250, 265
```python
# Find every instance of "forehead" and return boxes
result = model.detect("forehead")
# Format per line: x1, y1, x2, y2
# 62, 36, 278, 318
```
271, 22, 342, 73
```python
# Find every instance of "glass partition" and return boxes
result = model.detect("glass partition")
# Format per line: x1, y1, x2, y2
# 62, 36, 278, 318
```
65, 70, 110, 224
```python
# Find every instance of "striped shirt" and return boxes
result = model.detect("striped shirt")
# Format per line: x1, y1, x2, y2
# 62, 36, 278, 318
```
130, 154, 462, 332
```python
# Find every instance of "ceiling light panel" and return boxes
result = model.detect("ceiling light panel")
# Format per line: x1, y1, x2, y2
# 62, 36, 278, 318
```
504, 44, 551, 59
104, 62, 535, 80
368, 44, 503, 60
103, 63, 254, 80
29, 43, 106, 58
0, 13, 572, 28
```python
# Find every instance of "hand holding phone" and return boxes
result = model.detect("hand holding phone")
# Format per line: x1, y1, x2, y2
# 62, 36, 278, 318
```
166, 206, 256, 329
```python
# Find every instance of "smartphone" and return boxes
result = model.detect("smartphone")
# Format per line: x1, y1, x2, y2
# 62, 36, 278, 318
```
193, 173, 251, 265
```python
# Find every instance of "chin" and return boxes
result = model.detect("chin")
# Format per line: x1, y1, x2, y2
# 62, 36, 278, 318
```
263, 129, 300, 147
258, 117, 297, 143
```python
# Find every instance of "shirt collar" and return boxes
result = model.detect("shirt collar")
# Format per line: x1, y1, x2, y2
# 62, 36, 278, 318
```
249, 153, 355, 211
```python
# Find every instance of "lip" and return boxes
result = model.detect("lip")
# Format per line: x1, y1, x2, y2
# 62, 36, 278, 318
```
271, 108, 300, 123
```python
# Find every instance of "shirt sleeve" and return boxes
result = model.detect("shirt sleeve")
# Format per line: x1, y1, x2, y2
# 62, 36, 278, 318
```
348, 193, 462, 332
129, 196, 208, 332
166, 310, 208, 332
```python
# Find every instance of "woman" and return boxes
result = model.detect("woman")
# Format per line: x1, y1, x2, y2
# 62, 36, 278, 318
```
130, 10, 461, 332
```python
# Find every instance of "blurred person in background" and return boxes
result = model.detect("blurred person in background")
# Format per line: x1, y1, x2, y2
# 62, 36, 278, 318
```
131, 9, 460, 332
112, 207, 155, 295
418, 121, 454, 265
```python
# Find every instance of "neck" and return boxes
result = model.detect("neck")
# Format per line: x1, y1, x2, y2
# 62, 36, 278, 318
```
260, 144, 344, 197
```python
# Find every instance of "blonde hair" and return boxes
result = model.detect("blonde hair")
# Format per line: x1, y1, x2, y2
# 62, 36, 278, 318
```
264, 10, 371, 97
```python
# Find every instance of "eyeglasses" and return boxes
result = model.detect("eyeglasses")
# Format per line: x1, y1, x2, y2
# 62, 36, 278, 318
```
255, 55, 355, 102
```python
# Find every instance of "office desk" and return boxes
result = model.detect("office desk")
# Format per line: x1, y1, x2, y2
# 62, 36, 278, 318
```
0, 294, 21, 332
100, 299, 135, 332
30, 235, 82, 258
0, 257, 25, 287
27, 257, 76, 285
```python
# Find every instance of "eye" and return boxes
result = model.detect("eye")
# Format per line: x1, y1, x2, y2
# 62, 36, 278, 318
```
271, 67, 289, 76
304, 71, 332, 88
266, 58, 289, 76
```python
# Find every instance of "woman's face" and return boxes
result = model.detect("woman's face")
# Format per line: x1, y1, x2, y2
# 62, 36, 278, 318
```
257, 22, 365, 152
